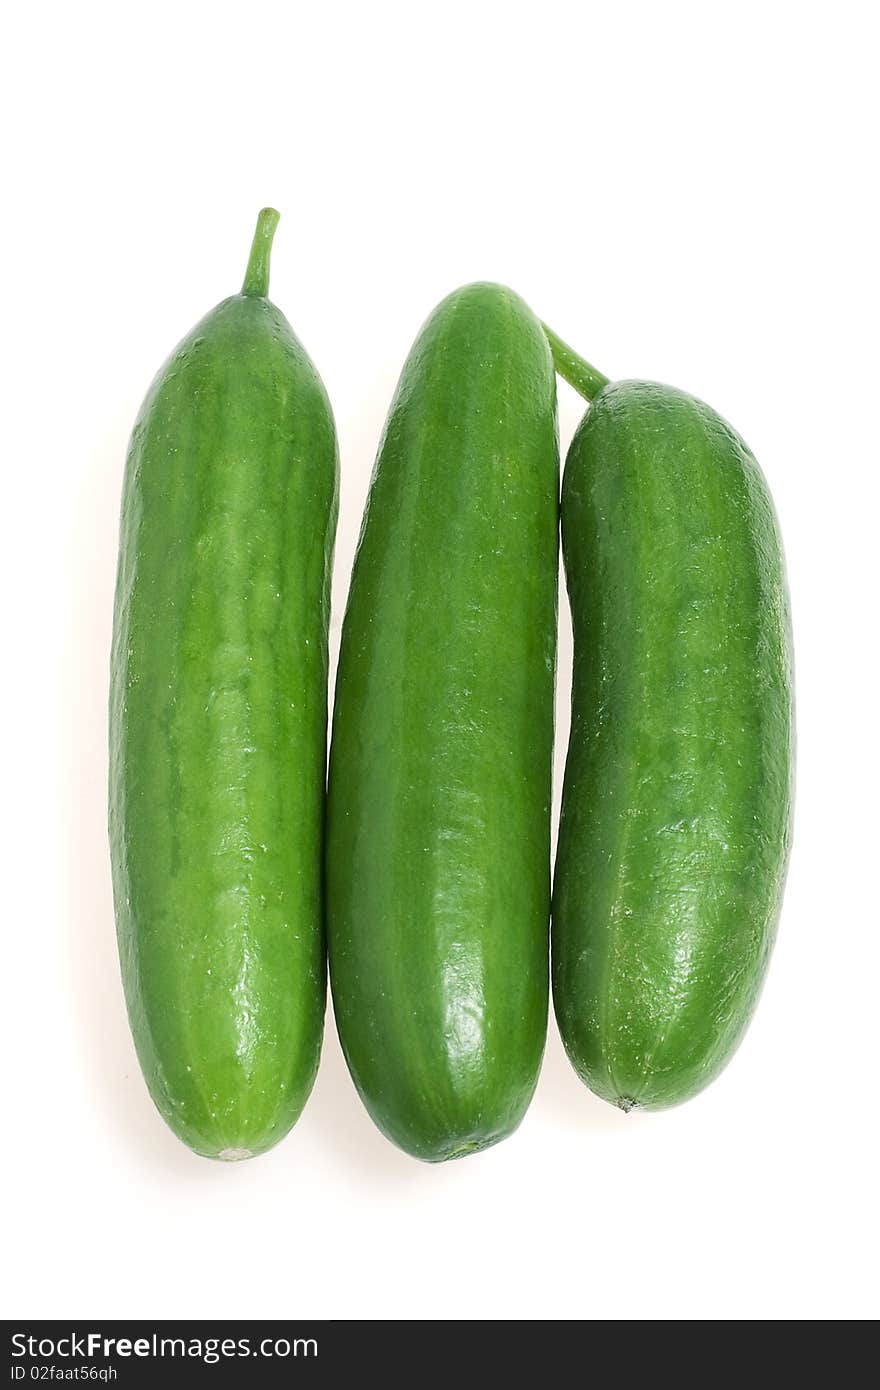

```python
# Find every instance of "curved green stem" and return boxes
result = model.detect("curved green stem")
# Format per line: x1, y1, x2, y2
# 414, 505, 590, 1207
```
242, 207, 281, 297
542, 323, 609, 402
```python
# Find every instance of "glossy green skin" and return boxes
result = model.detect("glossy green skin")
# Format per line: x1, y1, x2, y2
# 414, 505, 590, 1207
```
327, 284, 559, 1161
553, 381, 793, 1110
110, 292, 338, 1158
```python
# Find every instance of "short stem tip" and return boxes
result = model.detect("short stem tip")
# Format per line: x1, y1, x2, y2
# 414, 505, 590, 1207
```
542, 323, 610, 403
616, 1096, 639, 1114
242, 207, 281, 297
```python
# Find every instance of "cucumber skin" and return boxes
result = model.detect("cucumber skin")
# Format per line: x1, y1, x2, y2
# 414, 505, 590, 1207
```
326, 284, 559, 1161
109, 293, 338, 1158
553, 380, 793, 1110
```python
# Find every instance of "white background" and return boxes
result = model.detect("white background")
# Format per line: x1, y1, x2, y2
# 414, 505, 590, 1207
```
3, 0, 877, 1322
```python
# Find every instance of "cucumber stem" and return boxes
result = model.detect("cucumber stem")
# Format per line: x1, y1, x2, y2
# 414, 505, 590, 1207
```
542, 323, 610, 402
242, 207, 281, 297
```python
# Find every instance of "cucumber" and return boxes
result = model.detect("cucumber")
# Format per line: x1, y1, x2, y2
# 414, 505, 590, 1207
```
326, 283, 559, 1161
109, 210, 338, 1159
548, 337, 793, 1110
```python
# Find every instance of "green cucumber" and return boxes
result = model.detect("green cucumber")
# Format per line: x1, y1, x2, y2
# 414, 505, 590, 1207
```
326, 283, 559, 1161
548, 335, 793, 1110
109, 210, 338, 1158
